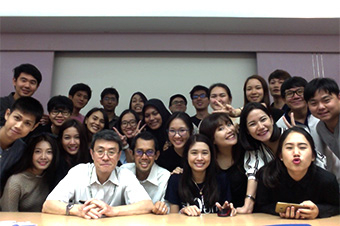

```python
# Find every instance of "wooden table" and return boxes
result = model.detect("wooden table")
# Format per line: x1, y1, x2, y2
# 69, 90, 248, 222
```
0, 212, 339, 226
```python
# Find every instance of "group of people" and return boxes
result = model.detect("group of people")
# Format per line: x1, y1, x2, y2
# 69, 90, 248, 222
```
0, 63, 339, 220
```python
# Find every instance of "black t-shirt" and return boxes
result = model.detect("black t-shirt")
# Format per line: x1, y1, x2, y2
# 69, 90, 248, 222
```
165, 172, 232, 213
156, 146, 183, 172
223, 164, 247, 208
190, 115, 201, 128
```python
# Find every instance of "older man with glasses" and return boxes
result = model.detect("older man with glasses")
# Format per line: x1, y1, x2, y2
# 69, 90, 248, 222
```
43, 129, 153, 219
121, 131, 170, 215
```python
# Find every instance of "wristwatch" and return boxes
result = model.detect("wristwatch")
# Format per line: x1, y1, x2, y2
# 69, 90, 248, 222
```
66, 203, 74, 216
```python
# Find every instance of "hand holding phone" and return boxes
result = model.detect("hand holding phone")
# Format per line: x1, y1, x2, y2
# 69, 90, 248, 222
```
275, 202, 309, 213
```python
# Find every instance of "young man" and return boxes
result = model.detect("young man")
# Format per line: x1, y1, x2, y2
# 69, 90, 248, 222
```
276, 76, 326, 168
43, 130, 153, 219
267, 69, 291, 110
100, 87, 119, 129
121, 131, 170, 215
0, 97, 43, 185
26, 95, 73, 139
168, 94, 187, 113
189, 85, 210, 127
68, 83, 92, 123
304, 78, 340, 187
0, 63, 42, 126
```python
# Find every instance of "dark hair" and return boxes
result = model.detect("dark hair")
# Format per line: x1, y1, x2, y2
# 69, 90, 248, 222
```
199, 113, 243, 166
169, 94, 187, 107
268, 69, 291, 83
58, 119, 89, 167
190, 85, 209, 100
258, 127, 317, 188
13, 63, 42, 85
239, 102, 281, 151
100, 87, 120, 103
12, 133, 59, 186
83, 108, 109, 141
68, 83, 92, 100
91, 129, 122, 151
243, 75, 270, 107
166, 112, 194, 137
130, 131, 159, 153
280, 76, 307, 99
179, 134, 219, 209
209, 83, 232, 101
10, 96, 44, 124
116, 109, 140, 137
129, 92, 147, 110
47, 95, 73, 113
304, 77, 340, 102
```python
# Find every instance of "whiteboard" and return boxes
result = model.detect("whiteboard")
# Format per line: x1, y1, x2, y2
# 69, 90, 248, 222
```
52, 52, 256, 117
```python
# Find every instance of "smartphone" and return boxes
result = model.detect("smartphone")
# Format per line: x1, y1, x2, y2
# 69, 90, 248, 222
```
275, 202, 308, 213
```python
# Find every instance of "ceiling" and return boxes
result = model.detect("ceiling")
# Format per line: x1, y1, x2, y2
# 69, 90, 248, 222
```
0, 17, 339, 35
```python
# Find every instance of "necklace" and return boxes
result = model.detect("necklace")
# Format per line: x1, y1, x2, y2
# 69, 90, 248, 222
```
192, 179, 205, 195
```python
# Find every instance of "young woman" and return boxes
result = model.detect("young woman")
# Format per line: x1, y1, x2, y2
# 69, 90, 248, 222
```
129, 91, 147, 120
238, 102, 282, 213
243, 75, 283, 122
199, 113, 247, 208
83, 107, 109, 147
114, 109, 145, 164
0, 133, 59, 211
157, 112, 193, 172
256, 127, 339, 219
54, 119, 89, 187
142, 98, 171, 151
165, 134, 236, 216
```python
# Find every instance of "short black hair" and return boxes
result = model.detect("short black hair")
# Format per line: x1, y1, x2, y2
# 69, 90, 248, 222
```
304, 77, 340, 102
68, 83, 92, 100
189, 85, 209, 99
130, 131, 159, 153
47, 95, 73, 113
10, 96, 44, 124
100, 87, 120, 103
13, 63, 42, 85
268, 69, 291, 83
91, 129, 122, 151
280, 76, 308, 98
169, 94, 187, 107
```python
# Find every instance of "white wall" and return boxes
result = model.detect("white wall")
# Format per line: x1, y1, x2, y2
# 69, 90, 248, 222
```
52, 52, 256, 116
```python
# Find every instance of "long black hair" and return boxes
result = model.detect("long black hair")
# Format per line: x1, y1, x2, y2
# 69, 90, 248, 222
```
258, 127, 317, 188
199, 112, 244, 168
179, 134, 219, 209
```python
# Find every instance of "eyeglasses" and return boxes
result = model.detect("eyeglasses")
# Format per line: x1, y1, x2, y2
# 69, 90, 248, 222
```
93, 149, 119, 158
285, 88, 304, 98
135, 149, 156, 157
121, 120, 137, 128
50, 110, 71, 117
192, 94, 207, 99
103, 97, 116, 102
172, 100, 185, 106
167, 129, 189, 137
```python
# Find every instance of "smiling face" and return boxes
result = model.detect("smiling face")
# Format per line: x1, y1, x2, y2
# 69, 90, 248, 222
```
69, 91, 89, 110
284, 87, 306, 111
246, 109, 273, 143
62, 127, 80, 155
31, 140, 53, 175
307, 90, 340, 125
13, 73, 39, 99
210, 86, 231, 110
188, 141, 211, 174
49, 108, 71, 127
281, 131, 315, 180
134, 138, 159, 180
131, 94, 144, 114
121, 112, 137, 139
214, 120, 237, 148
169, 97, 187, 113
246, 78, 264, 103
144, 106, 162, 130
168, 118, 190, 150
192, 90, 209, 111
85, 111, 105, 134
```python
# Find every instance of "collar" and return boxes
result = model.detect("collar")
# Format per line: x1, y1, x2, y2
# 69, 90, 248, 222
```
283, 107, 311, 127
144, 163, 159, 186
89, 164, 119, 186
